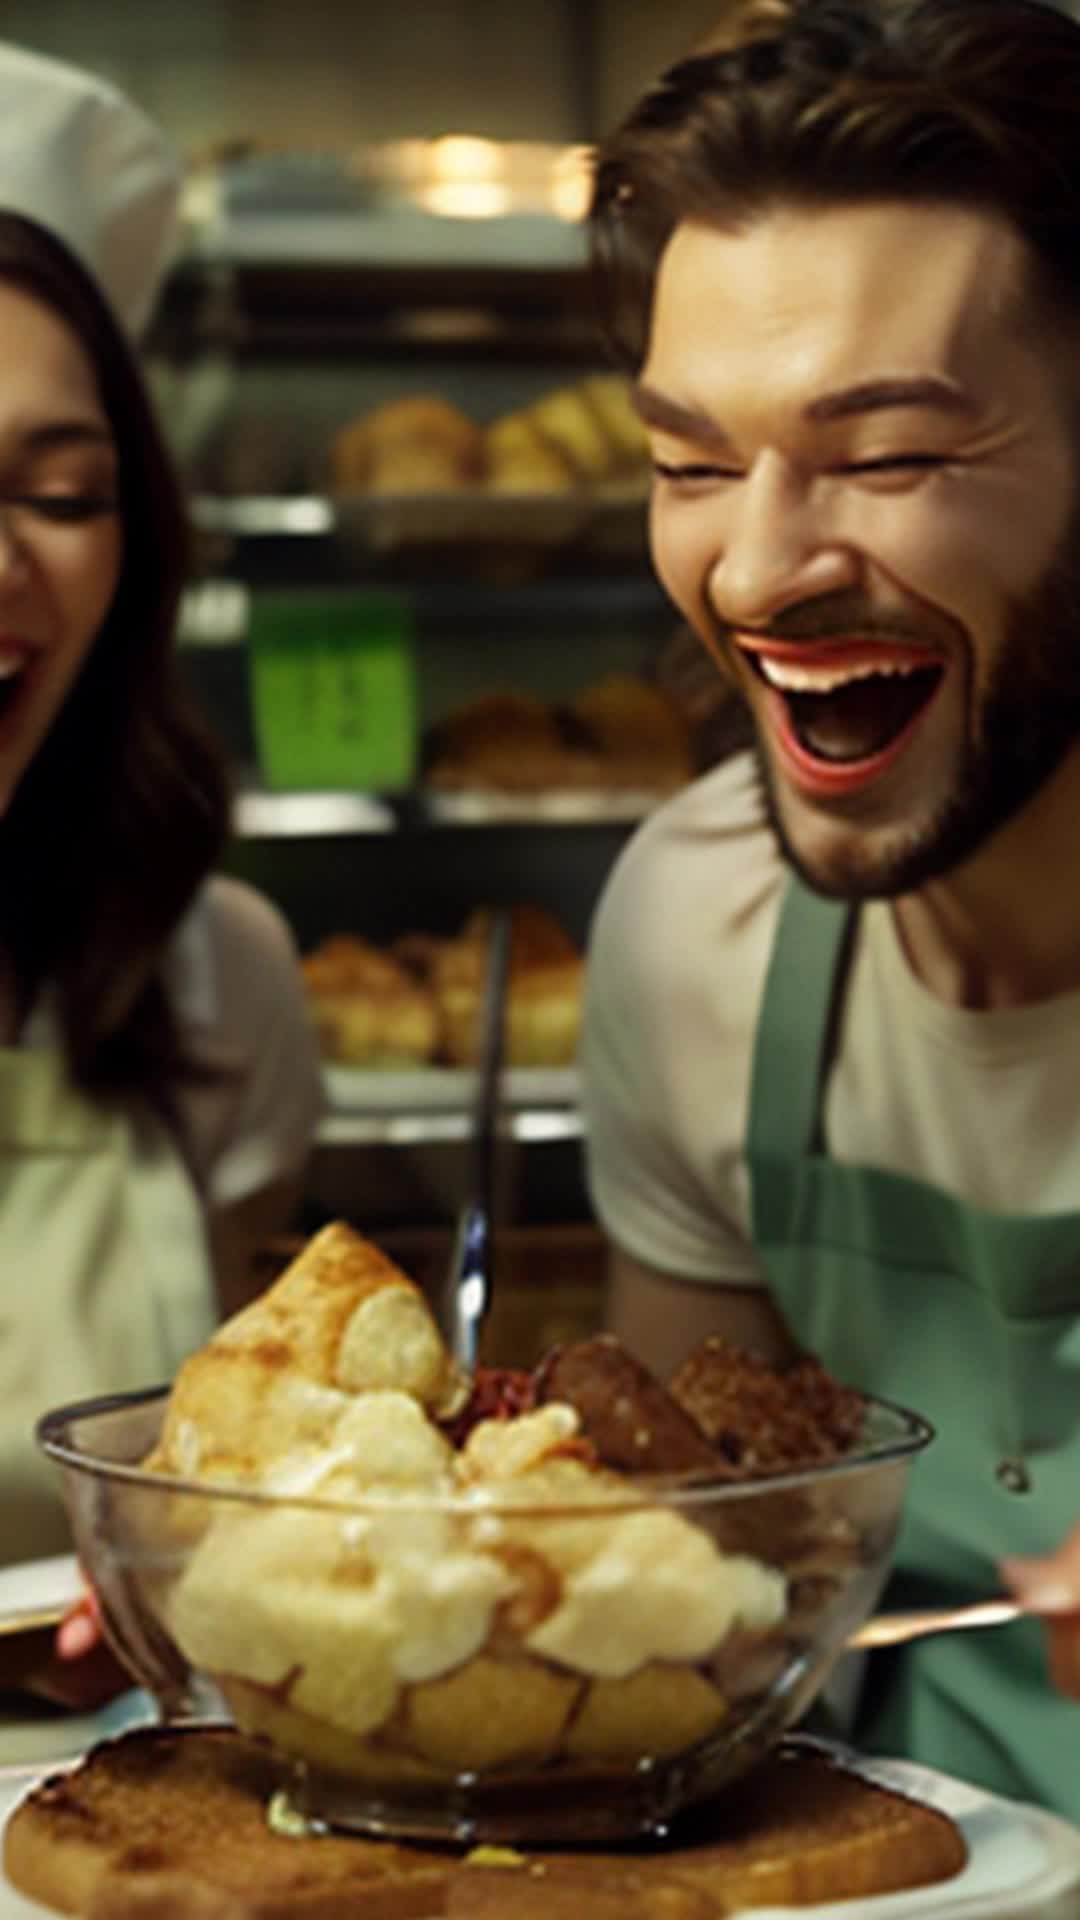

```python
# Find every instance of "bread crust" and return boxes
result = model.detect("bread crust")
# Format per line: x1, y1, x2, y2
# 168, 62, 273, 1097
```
4, 1729, 968, 1919
3, 1726, 451, 1918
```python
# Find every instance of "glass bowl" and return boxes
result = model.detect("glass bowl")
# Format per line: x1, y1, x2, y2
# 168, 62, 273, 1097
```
38, 1386, 931, 1846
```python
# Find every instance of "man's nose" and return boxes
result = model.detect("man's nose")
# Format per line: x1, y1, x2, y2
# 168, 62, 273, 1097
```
707, 451, 859, 629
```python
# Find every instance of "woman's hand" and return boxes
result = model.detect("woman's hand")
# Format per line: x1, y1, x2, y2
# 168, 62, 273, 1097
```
1001, 1533, 1080, 1697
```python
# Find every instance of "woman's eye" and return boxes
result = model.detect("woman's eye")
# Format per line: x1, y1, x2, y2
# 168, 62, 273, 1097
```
2, 492, 119, 523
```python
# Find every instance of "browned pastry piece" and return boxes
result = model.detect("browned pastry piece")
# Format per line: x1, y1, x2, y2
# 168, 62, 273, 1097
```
535, 1334, 722, 1475
3, 1724, 452, 1919
570, 672, 694, 790
4, 1727, 966, 1919
143, 1222, 461, 1484
670, 1336, 867, 1475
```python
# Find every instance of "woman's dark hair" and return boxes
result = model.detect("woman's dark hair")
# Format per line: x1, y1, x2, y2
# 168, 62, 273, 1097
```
590, 0, 1080, 369
0, 212, 230, 1114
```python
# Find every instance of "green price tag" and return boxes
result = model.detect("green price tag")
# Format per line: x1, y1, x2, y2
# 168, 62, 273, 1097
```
249, 591, 417, 792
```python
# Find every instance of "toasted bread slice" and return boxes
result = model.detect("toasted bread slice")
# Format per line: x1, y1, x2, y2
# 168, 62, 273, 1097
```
447, 1743, 968, 1916
4, 1727, 967, 1919
4, 1725, 452, 1918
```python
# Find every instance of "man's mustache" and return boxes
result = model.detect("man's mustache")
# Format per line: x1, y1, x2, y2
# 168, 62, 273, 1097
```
723, 593, 953, 647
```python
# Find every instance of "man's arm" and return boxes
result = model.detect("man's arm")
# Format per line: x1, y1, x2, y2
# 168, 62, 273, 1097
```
605, 1243, 801, 1380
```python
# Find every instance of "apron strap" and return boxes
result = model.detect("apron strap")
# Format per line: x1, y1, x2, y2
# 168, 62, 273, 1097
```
748, 877, 854, 1236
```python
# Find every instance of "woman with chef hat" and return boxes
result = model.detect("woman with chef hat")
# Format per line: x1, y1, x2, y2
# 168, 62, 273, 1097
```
0, 43, 322, 1573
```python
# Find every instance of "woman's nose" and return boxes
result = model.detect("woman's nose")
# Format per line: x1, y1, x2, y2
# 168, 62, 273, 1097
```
707, 451, 859, 630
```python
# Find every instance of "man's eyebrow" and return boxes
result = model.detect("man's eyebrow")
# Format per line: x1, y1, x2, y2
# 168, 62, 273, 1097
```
806, 377, 975, 422
633, 384, 734, 450
633, 375, 975, 446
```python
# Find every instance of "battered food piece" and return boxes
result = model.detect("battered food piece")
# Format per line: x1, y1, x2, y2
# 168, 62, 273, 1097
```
144, 1221, 466, 1484
670, 1336, 867, 1474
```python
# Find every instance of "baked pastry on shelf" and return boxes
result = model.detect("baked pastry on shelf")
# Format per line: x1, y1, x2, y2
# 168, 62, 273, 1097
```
300, 935, 439, 1068
420, 906, 584, 1069
425, 675, 693, 797
302, 907, 584, 1071
327, 375, 648, 503
331, 394, 485, 496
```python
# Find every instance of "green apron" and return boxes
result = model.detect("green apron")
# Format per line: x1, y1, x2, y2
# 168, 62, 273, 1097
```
748, 876, 1080, 1817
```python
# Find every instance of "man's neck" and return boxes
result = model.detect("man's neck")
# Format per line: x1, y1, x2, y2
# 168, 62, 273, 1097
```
890, 744, 1080, 1010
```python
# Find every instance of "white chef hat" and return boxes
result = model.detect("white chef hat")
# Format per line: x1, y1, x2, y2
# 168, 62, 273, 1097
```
0, 42, 179, 337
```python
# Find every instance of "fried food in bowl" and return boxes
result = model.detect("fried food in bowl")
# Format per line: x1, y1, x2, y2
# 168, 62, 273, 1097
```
37, 1225, 932, 1846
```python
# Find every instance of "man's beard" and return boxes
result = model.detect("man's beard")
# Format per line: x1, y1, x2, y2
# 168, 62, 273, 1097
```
749, 541, 1080, 901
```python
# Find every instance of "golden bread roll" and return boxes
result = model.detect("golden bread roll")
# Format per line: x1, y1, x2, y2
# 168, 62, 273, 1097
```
331, 394, 483, 495
484, 410, 579, 494
525, 383, 619, 482
302, 935, 439, 1066
431, 907, 583, 1068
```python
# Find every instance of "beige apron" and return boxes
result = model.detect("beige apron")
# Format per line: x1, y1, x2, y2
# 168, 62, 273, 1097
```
0, 1044, 216, 1565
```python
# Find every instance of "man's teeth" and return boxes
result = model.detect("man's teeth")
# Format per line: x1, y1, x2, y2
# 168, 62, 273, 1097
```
755, 655, 929, 694
0, 656, 25, 681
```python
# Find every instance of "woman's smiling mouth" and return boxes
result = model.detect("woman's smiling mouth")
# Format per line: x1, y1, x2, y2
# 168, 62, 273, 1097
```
737, 637, 948, 795
0, 644, 41, 740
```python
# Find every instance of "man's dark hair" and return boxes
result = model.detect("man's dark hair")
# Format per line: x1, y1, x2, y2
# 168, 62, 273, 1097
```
0, 212, 230, 1116
590, 0, 1080, 370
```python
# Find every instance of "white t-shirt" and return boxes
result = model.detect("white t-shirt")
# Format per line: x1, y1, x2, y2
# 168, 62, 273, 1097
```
582, 751, 1080, 1287
22, 870, 323, 1208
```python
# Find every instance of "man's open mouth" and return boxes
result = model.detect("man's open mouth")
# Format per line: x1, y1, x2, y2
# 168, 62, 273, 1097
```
742, 643, 946, 766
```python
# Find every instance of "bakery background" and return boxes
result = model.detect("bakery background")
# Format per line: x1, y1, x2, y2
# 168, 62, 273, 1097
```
4, 0, 754, 1344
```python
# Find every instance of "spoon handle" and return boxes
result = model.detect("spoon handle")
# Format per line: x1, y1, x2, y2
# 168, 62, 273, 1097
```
848, 1597, 1021, 1651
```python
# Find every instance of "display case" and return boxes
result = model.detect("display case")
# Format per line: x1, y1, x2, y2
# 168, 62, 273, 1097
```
147, 162, 744, 1239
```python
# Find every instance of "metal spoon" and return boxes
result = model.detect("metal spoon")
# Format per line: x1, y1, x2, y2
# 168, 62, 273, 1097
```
442, 909, 511, 1374
848, 1597, 1022, 1651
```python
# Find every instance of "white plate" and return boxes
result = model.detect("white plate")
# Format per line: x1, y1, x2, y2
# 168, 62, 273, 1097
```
0, 1559, 80, 1634
322, 1063, 580, 1113
0, 1748, 1078, 1920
